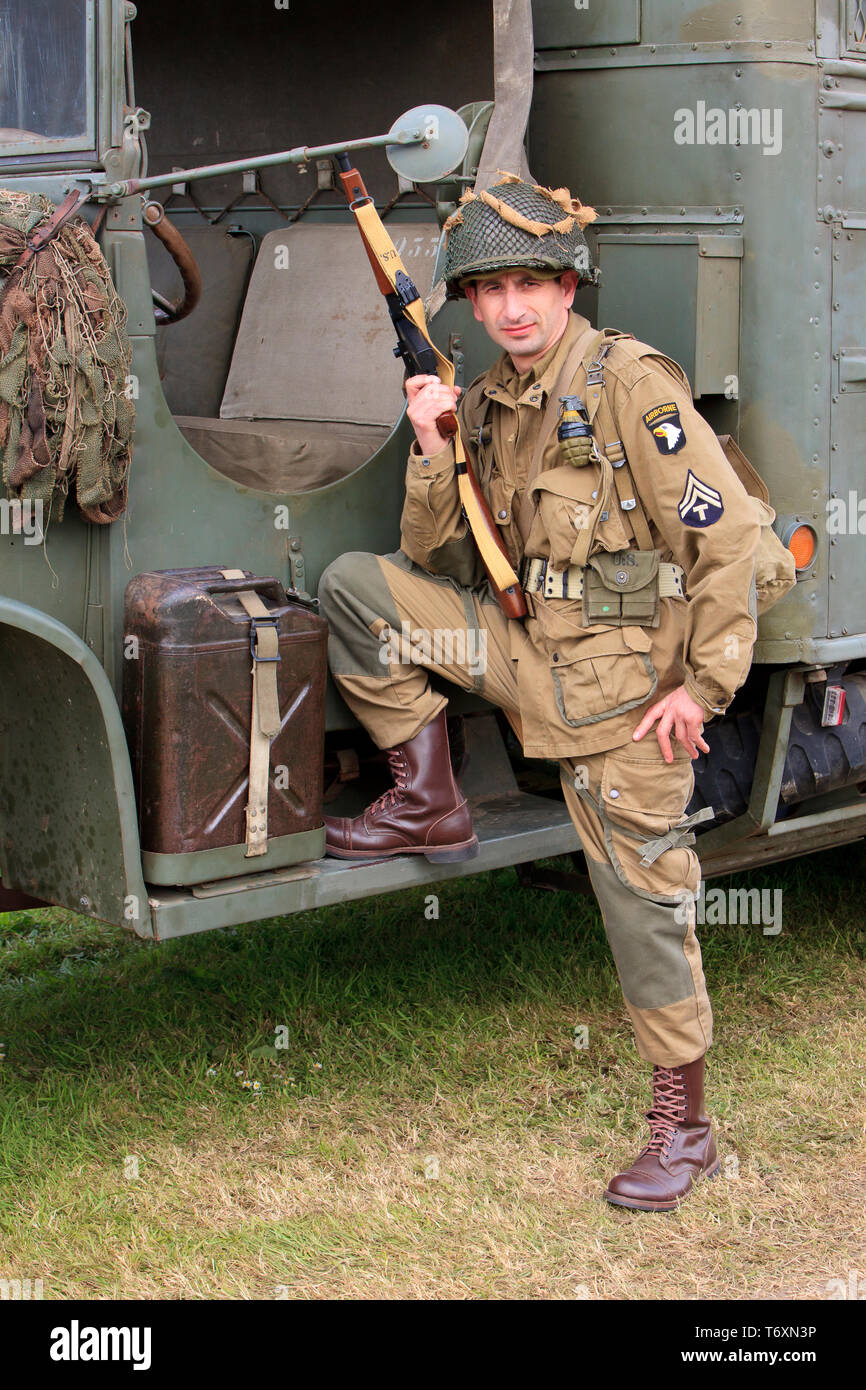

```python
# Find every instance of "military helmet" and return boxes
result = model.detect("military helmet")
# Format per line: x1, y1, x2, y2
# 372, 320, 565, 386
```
442, 173, 598, 297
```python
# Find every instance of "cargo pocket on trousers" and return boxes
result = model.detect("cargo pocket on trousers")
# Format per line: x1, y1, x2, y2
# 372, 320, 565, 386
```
600, 743, 698, 900
550, 624, 657, 728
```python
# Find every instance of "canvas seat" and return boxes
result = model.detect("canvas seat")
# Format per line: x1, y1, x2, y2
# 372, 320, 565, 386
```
174, 220, 441, 494
147, 224, 255, 418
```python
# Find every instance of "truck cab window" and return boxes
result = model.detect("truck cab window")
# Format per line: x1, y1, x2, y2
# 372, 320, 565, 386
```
0, 0, 89, 149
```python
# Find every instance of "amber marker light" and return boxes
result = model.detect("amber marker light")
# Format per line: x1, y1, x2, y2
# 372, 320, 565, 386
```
783, 523, 818, 572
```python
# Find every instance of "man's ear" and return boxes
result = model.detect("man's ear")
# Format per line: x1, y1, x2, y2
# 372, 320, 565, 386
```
464, 283, 483, 322
559, 270, 579, 308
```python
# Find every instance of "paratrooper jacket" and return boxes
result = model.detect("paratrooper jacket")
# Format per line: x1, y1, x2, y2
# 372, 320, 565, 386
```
399, 310, 761, 759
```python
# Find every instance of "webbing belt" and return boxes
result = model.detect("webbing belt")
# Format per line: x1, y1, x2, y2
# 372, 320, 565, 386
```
522, 556, 685, 602
221, 569, 281, 857
348, 200, 519, 593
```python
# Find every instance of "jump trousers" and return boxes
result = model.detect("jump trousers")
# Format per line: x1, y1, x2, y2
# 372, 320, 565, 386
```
318, 549, 713, 1067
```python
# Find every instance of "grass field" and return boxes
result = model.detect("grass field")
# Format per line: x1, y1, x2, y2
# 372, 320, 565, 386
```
1, 845, 864, 1301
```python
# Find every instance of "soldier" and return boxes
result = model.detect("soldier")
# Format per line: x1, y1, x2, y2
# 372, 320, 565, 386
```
318, 175, 762, 1212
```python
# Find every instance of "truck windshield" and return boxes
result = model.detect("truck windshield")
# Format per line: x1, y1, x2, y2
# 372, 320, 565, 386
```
0, 0, 92, 155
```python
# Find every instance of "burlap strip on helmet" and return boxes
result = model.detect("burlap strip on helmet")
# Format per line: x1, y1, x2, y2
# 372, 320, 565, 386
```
477, 188, 575, 237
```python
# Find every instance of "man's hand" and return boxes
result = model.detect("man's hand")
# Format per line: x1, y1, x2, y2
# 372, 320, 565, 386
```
632, 685, 710, 763
406, 375, 462, 458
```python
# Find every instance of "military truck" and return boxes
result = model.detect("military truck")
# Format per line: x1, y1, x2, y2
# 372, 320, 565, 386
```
1, 0, 864, 942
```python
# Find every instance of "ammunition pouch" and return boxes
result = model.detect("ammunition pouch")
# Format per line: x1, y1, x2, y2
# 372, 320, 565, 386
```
583, 549, 662, 628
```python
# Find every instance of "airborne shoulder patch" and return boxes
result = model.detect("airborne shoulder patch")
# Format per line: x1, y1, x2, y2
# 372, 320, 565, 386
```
643, 401, 686, 454
678, 469, 724, 527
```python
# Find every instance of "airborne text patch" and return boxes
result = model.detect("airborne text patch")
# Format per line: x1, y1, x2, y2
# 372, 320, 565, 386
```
643, 401, 686, 454
678, 469, 724, 527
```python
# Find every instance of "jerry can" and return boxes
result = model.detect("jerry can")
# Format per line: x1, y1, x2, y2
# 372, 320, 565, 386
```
122, 566, 328, 886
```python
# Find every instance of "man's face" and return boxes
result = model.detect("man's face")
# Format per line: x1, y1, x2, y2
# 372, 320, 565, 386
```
464, 268, 579, 369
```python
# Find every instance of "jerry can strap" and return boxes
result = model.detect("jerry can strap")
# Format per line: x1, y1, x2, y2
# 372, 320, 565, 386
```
221, 569, 282, 857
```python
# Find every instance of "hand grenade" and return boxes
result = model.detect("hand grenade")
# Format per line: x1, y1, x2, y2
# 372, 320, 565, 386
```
557, 395, 596, 467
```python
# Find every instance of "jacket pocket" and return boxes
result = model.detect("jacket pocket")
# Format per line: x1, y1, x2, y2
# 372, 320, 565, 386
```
526, 465, 631, 570
550, 624, 657, 727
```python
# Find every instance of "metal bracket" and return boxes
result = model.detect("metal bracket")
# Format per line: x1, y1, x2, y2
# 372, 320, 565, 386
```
316, 158, 336, 191
449, 333, 465, 387
288, 538, 307, 595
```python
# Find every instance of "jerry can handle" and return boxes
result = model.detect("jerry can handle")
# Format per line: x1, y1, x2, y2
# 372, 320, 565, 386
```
204, 576, 286, 606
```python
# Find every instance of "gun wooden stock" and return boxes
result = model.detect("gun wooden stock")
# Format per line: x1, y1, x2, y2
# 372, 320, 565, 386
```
434, 409, 527, 617
455, 459, 528, 620
337, 164, 394, 295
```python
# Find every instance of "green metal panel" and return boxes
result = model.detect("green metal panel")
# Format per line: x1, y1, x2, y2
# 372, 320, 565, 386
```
596, 236, 701, 384
828, 226, 866, 637
533, 0, 640, 50
0, 600, 150, 936
530, 25, 836, 661
595, 233, 742, 398
564, 0, 816, 50
142, 827, 326, 888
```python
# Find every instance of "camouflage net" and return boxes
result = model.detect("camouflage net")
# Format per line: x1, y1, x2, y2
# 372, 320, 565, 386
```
442, 171, 598, 295
0, 189, 134, 525
444, 171, 598, 237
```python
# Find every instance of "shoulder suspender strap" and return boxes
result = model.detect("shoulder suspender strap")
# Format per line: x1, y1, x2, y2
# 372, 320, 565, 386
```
586, 336, 656, 551
593, 385, 656, 551
515, 323, 605, 543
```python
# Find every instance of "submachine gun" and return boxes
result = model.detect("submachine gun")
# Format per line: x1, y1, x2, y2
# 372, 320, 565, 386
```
335, 107, 527, 621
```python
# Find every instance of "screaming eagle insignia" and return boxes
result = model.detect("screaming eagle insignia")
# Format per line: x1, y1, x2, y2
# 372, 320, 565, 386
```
677, 470, 724, 527
642, 401, 687, 454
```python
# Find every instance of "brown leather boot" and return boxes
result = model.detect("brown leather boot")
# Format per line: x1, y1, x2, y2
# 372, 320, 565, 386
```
603, 1056, 720, 1212
324, 709, 479, 863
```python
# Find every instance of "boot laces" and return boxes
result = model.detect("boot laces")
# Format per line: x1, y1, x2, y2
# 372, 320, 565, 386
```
641, 1066, 688, 1158
368, 748, 410, 816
